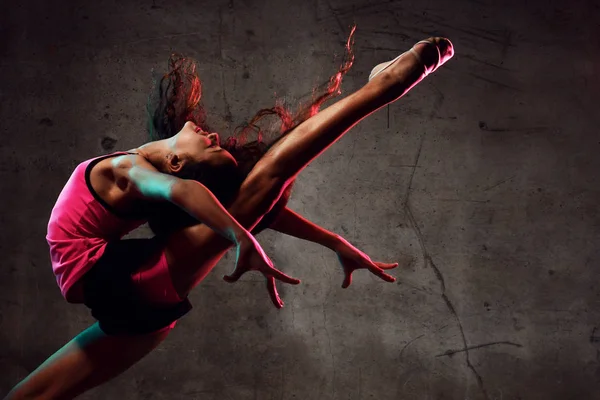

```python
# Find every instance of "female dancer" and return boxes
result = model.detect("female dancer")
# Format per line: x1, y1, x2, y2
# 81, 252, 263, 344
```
4, 32, 454, 399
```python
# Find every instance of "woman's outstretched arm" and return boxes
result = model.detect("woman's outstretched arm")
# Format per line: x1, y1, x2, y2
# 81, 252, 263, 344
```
268, 207, 342, 250
268, 207, 398, 287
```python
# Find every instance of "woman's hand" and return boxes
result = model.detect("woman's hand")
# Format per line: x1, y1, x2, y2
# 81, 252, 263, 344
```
223, 234, 301, 307
334, 236, 398, 288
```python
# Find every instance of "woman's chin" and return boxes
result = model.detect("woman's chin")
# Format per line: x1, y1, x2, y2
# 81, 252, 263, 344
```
223, 151, 238, 166
211, 150, 238, 168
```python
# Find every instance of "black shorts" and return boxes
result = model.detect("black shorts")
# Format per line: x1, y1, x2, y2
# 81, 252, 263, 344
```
82, 237, 192, 335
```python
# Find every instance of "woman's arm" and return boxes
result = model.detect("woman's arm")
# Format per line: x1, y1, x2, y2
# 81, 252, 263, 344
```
268, 207, 398, 288
119, 155, 250, 244
268, 207, 343, 251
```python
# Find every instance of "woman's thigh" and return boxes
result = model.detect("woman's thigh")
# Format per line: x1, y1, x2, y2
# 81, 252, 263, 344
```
83, 238, 190, 335
165, 223, 232, 298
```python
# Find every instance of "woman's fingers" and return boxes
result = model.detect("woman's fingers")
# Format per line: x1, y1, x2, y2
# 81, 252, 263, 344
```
341, 272, 353, 289
225, 265, 291, 309
368, 264, 396, 282
267, 277, 284, 308
376, 262, 399, 270
224, 264, 299, 288
342, 264, 395, 287
223, 268, 244, 283
267, 266, 301, 285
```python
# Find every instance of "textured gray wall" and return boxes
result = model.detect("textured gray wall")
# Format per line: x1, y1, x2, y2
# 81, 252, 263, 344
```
1, 0, 599, 399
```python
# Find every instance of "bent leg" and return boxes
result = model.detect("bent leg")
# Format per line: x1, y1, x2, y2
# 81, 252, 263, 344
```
165, 37, 454, 297
4, 323, 170, 400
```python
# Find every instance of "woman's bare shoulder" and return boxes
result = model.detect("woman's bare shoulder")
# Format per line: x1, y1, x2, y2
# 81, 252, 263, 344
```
111, 151, 152, 169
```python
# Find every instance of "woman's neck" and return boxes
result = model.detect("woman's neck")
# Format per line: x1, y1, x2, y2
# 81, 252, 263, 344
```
134, 140, 169, 170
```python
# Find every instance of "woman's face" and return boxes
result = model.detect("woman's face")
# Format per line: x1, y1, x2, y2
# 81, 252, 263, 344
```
171, 121, 237, 169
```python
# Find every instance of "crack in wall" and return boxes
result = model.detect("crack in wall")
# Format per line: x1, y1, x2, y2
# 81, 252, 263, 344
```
403, 131, 489, 399
436, 341, 523, 357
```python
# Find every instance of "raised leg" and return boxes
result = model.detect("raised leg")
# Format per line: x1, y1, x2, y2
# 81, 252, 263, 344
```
165, 37, 454, 297
264, 37, 454, 180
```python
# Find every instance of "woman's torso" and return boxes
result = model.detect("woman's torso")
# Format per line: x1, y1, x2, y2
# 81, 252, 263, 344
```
46, 151, 150, 303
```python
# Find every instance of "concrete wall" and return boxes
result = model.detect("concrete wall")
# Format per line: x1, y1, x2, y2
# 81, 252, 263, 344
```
1, 0, 599, 399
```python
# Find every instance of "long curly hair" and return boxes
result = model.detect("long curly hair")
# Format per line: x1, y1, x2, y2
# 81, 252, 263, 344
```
146, 26, 357, 236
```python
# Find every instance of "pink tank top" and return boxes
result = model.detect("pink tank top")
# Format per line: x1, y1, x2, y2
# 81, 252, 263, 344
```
46, 152, 146, 303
